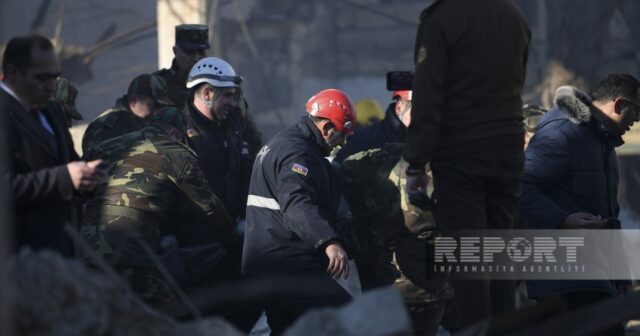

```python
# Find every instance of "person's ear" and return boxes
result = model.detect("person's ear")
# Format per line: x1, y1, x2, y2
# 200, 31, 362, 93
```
614, 98, 627, 115
128, 96, 137, 110
395, 100, 402, 114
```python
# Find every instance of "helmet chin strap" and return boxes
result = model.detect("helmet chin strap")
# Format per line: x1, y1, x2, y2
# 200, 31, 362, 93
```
397, 100, 411, 117
325, 130, 344, 147
197, 88, 223, 117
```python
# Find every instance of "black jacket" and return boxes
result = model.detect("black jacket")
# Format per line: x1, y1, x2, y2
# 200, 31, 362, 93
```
157, 102, 252, 221
335, 104, 406, 163
1, 88, 79, 256
404, 0, 530, 167
242, 117, 342, 276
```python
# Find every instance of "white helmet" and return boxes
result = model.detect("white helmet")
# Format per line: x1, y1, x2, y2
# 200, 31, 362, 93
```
186, 57, 242, 89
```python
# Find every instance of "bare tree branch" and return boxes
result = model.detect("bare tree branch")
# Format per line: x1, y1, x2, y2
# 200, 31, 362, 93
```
30, 0, 51, 33
331, 0, 417, 27
83, 20, 157, 64
232, 0, 287, 127
53, 0, 66, 46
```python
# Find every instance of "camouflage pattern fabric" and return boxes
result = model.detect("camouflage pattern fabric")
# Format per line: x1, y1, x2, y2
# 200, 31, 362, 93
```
128, 74, 172, 106
82, 75, 173, 157
55, 77, 82, 127
522, 104, 547, 133
340, 143, 449, 306
151, 63, 263, 158
151, 61, 190, 108
81, 96, 147, 158
80, 122, 235, 308
340, 143, 435, 246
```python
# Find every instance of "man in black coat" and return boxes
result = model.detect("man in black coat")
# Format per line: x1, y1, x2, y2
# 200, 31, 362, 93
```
243, 89, 355, 333
1, 35, 103, 256
334, 90, 411, 163
403, 0, 531, 327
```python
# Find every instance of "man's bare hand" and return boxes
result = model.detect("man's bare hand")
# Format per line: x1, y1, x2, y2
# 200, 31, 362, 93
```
67, 159, 105, 192
325, 243, 349, 279
561, 212, 608, 229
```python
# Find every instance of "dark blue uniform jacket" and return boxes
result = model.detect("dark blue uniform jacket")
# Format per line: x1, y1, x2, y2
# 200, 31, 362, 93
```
242, 117, 342, 276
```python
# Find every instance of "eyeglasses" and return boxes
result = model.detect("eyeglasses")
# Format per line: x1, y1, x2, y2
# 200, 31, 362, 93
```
620, 98, 640, 118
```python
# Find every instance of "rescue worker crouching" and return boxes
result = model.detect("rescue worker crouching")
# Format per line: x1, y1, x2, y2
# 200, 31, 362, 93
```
242, 88, 356, 333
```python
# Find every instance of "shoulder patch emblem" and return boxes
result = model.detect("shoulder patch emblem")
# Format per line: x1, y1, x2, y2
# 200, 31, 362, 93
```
291, 163, 309, 176
416, 46, 427, 65
186, 128, 199, 138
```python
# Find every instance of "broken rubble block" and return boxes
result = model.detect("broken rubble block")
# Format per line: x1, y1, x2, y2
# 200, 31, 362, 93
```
284, 287, 412, 336
9, 249, 242, 336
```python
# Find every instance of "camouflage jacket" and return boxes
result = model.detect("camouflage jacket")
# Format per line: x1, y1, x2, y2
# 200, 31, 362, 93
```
151, 59, 191, 108
82, 96, 146, 158
81, 121, 236, 263
152, 59, 262, 158
80, 122, 236, 312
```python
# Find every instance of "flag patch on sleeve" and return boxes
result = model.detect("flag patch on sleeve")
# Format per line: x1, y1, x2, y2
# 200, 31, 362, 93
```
186, 128, 199, 138
291, 163, 309, 176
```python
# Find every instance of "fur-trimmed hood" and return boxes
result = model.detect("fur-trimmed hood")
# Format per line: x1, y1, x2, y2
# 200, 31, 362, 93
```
553, 85, 593, 124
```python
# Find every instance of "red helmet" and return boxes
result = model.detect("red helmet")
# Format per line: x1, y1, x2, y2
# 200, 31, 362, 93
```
305, 89, 356, 135
392, 90, 412, 101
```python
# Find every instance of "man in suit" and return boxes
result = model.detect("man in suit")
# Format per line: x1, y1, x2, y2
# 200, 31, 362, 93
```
0, 35, 103, 257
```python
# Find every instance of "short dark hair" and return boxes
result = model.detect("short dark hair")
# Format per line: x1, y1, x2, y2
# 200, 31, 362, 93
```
591, 74, 640, 103
2, 35, 55, 75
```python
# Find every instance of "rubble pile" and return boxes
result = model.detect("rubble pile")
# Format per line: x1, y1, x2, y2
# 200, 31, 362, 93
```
9, 249, 241, 336
284, 287, 412, 336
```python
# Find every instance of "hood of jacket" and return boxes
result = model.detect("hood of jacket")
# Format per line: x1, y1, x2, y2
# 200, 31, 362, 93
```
552, 85, 624, 147
553, 85, 593, 125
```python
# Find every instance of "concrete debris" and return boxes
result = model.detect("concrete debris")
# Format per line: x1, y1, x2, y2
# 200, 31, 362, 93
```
9, 249, 241, 336
174, 318, 244, 336
284, 287, 412, 336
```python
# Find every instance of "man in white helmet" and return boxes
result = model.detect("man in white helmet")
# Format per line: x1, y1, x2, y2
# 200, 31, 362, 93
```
156, 56, 250, 255
153, 56, 260, 331
158, 57, 251, 224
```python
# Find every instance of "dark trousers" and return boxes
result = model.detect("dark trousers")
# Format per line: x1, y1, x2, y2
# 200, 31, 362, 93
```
407, 300, 447, 336
264, 277, 352, 335
431, 152, 523, 327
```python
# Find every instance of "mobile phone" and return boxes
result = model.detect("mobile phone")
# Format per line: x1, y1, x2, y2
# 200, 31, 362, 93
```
386, 71, 414, 91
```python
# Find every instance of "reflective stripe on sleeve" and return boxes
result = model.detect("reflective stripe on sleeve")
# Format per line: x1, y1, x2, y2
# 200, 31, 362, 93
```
247, 194, 281, 211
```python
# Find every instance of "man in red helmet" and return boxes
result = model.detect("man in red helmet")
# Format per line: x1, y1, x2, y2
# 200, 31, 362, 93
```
242, 88, 355, 333
335, 90, 411, 163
